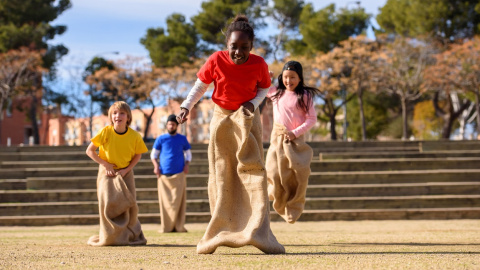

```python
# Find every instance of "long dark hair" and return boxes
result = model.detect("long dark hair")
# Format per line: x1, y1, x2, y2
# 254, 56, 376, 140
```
270, 61, 319, 114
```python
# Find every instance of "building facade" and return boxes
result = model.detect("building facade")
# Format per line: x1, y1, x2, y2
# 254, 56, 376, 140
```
2, 97, 326, 146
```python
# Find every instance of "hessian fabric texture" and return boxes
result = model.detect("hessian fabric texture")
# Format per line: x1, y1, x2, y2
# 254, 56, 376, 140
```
157, 172, 187, 233
87, 166, 147, 246
196, 105, 285, 254
266, 122, 313, 223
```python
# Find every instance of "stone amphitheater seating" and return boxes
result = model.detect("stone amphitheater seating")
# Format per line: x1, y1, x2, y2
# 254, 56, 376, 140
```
1, 140, 479, 226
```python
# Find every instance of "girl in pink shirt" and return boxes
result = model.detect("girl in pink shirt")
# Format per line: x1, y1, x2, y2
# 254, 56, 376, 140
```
266, 61, 319, 223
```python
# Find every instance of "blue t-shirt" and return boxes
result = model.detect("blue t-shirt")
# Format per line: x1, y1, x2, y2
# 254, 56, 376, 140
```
153, 133, 191, 175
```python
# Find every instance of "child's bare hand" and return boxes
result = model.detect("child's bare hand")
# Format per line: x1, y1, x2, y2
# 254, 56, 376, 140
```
242, 102, 254, 113
285, 131, 296, 141
177, 108, 189, 124
116, 169, 129, 178
103, 163, 116, 177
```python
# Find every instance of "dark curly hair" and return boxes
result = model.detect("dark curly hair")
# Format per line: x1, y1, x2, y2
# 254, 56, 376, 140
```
224, 15, 255, 44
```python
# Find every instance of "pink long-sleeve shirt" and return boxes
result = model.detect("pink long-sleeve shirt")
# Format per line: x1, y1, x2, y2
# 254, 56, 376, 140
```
267, 87, 317, 138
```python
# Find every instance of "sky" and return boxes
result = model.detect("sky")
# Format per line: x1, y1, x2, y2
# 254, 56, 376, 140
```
52, 0, 387, 75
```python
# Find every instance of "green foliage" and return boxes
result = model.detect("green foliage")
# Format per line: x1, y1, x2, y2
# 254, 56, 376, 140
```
267, 0, 304, 60
84, 57, 118, 115
376, 0, 480, 41
0, 0, 71, 70
191, 0, 266, 49
141, 13, 198, 67
346, 92, 390, 141
286, 3, 370, 55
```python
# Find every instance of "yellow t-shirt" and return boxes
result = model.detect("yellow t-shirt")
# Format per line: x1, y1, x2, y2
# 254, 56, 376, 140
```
91, 126, 148, 169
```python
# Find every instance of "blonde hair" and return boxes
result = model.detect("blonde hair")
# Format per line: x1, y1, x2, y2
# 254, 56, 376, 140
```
108, 101, 132, 127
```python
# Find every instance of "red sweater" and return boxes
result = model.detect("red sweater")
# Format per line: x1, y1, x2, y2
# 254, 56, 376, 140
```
197, 51, 271, 110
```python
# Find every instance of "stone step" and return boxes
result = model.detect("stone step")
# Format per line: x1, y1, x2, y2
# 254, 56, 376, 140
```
0, 143, 208, 153
25, 174, 208, 190
305, 182, 480, 197
0, 149, 325, 162
310, 157, 480, 172
319, 150, 480, 160
0, 165, 210, 179
0, 159, 211, 169
420, 141, 480, 151
2, 182, 479, 203
0, 187, 209, 203
308, 169, 480, 185
16, 169, 480, 191
0, 179, 26, 190
2, 195, 479, 216
2, 207, 480, 226
0, 150, 210, 162
0, 199, 211, 216
303, 195, 480, 210
2, 158, 480, 179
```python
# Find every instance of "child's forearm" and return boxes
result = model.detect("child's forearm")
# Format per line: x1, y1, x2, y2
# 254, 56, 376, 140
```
249, 86, 269, 110
125, 153, 142, 172
180, 78, 209, 111
86, 143, 109, 167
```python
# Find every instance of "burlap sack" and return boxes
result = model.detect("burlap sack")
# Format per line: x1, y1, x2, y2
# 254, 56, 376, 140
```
196, 105, 285, 254
266, 122, 313, 224
87, 166, 147, 246
157, 172, 187, 233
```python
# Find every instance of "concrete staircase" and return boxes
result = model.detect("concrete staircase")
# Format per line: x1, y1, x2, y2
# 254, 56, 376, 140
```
1, 140, 480, 226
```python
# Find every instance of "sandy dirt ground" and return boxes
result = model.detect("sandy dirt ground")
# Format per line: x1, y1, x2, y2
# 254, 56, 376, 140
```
1, 220, 479, 269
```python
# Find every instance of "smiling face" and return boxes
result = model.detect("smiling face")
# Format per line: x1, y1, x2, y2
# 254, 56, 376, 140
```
227, 31, 252, 65
111, 109, 129, 132
282, 70, 301, 92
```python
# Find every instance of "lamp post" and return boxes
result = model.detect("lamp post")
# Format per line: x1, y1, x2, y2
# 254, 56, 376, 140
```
87, 51, 119, 139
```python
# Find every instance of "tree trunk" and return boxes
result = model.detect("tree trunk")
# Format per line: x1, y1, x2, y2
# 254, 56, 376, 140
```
400, 96, 408, 140
142, 103, 155, 141
358, 89, 367, 141
30, 94, 40, 145
329, 112, 337, 141
0, 98, 4, 145
0, 85, 8, 144
438, 94, 471, 139
475, 91, 480, 138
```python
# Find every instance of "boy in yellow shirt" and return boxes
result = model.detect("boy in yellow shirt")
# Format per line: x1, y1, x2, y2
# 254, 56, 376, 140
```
86, 101, 148, 246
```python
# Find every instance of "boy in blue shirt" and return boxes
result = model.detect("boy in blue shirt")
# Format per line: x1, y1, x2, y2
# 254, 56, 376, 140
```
151, 114, 192, 233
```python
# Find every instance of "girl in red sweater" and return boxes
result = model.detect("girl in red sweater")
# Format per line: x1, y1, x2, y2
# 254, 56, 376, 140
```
177, 15, 285, 255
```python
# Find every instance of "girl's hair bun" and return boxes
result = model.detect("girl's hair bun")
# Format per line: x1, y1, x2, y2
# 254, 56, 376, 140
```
233, 15, 249, 23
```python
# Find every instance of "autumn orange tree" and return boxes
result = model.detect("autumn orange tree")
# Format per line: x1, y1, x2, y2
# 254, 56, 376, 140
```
423, 41, 474, 139
372, 36, 433, 139
0, 48, 45, 143
448, 37, 480, 136
308, 50, 355, 140
332, 36, 381, 141
86, 56, 163, 139
156, 59, 203, 102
